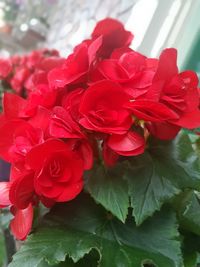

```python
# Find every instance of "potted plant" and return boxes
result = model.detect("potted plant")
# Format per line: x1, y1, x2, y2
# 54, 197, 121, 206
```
0, 18, 200, 267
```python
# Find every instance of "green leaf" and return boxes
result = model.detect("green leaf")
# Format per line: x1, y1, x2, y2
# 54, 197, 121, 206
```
85, 165, 129, 222
182, 232, 200, 267
0, 208, 14, 229
35, 252, 99, 267
124, 153, 180, 225
184, 252, 199, 267
0, 232, 6, 267
0, 209, 12, 266
124, 134, 200, 225
9, 193, 183, 267
175, 133, 195, 161
174, 191, 200, 236
149, 135, 200, 190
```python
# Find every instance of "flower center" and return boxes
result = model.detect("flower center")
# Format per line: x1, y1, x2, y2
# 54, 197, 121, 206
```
49, 159, 62, 178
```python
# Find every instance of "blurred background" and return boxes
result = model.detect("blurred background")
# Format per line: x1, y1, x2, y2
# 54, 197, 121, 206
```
0, 0, 200, 75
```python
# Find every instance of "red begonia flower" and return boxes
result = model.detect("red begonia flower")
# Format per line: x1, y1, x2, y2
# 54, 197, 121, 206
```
26, 139, 84, 202
77, 139, 93, 170
0, 58, 12, 79
25, 84, 57, 116
10, 204, 33, 240
62, 88, 85, 121
3, 92, 27, 119
127, 100, 179, 122
10, 67, 30, 94
107, 131, 145, 156
9, 172, 35, 209
66, 139, 94, 170
79, 80, 133, 134
93, 51, 156, 98
49, 106, 83, 139
0, 119, 43, 163
48, 37, 102, 88
28, 106, 51, 134
145, 48, 200, 137
92, 18, 133, 58
147, 122, 181, 140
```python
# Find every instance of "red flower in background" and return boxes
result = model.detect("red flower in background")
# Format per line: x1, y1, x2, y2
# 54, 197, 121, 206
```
2, 92, 27, 119
0, 58, 12, 79
0, 49, 62, 96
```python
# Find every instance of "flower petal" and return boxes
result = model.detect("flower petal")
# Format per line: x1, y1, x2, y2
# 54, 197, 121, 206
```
0, 182, 11, 207
10, 204, 33, 240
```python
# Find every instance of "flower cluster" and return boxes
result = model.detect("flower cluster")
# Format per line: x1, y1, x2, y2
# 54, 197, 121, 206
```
0, 48, 62, 96
0, 18, 200, 240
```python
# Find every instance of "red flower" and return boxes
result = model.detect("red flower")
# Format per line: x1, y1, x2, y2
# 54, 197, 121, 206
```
26, 139, 84, 202
146, 122, 181, 140
49, 107, 94, 169
0, 58, 12, 79
25, 84, 57, 116
49, 106, 83, 139
127, 100, 179, 122
94, 50, 156, 98
48, 37, 102, 88
0, 181, 33, 240
92, 18, 133, 58
145, 49, 200, 139
0, 49, 61, 97
9, 172, 35, 209
10, 204, 33, 241
75, 139, 93, 170
28, 106, 51, 135
62, 88, 85, 121
3, 92, 27, 119
99, 50, 146, 81
79, 80, 132, 134
165, 70, 200, 129
25, 56, 65, 93
10, 67, 30, 94
107, 130, 145, 156
0, 119, 43, 163
61, 139, 94, 170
